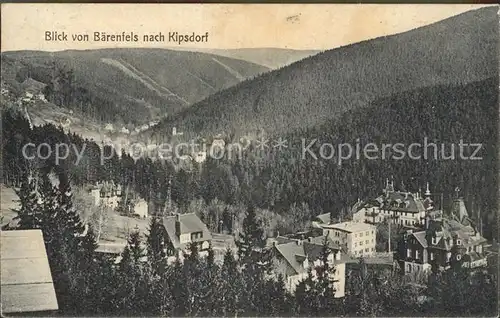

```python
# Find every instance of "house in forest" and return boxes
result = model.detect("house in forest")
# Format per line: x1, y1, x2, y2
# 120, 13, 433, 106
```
320, 221, 376, 257
396, 195, 488, 274
89, 186, 101, 206
1, 230, 59, 315
96, 181, 122, 209
160, 213, 213, 256
133, 199, 149, 219
95, 242, 128, 264
312, 213, 332, 227
272, 235, 346, 297
352, 180, 430, 226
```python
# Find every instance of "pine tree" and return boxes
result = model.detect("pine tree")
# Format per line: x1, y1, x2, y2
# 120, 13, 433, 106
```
146, 217, 166, 272
171, 257, 189, 315
74, 226, 101, 314
15, 170, 92, 313
315, 235, 338, 315
115, 230, 149, 315
236, 204, 265, 263
295, 267, 318, 315
179, 242, 206, 316
198, 244, 220, 316
219, 248, 242, 316
236, 205, 271, 315
13, 169, 42, 229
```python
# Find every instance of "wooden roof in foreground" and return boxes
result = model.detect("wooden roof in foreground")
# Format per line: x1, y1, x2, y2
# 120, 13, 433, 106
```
1, 230, 59, 314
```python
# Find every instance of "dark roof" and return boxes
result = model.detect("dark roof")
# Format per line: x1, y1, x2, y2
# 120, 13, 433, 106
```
410, 217, 487, 252
371, 191, 426, 214
162, 213, 212, 249
1, 230, 59, 314
273, 236, 344, 275
465, 252, 484, 262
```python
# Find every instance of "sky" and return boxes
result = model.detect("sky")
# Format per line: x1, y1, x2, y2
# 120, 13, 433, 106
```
1, 3, 493, 52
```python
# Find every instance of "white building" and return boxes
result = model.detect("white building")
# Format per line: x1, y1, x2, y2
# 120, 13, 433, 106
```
352, 180, 430, 226
272, 235, 346, 297
134, 199, 149, 219
321, 221, 376, 257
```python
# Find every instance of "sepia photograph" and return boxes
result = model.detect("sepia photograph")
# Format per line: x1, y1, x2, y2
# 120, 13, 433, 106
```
0, 3, 499, 317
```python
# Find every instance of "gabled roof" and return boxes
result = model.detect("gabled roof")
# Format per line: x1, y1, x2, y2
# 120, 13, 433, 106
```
273, 236, 343, 275
374, 191, 426, 214
274, 242, 306, 274
162, 213, 212, 249
451, 198, 469, 223
412, 231, 428, 248
314, 213, 331, 224
1, 230, 59, 314
418, 217, 486, 251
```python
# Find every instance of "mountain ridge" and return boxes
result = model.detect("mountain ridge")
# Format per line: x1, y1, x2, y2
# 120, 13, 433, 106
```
147, 7, 498, 141
1, 48, 270, 125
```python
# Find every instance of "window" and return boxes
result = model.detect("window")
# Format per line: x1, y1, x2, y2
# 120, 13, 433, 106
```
354, 242, 357, 247
456, 254, 462, 261
191, 231, 203, 240
415, 250, 419, 259
407, 264, 412, 273
360, 232, 363, 237
355, 233, 358, 238
430, 252, 434, 261
372, 230, 374, 235
365, 240, 369, 244
456, 239, 461, 245
360, 241, 363, 246
366, 231, 369, 236
432, 237, 437, 245
407, 249, 411, 258
371, 248, 374, 252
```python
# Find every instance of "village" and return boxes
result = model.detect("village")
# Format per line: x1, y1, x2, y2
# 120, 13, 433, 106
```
1, 4, 498, 316
2, 162, 496, 316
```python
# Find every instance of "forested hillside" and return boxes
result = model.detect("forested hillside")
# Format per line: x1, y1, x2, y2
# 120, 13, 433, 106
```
172, 48, 321, 69
3, 77, 498, 239
1, 48, 269, 124
148, 7, 498, 141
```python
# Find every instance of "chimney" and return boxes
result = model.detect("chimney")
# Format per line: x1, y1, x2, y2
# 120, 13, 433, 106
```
425, 182, 431, 197
307, 237, 312, 243
175, 213, 181, 237
296, 239, 302, 246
